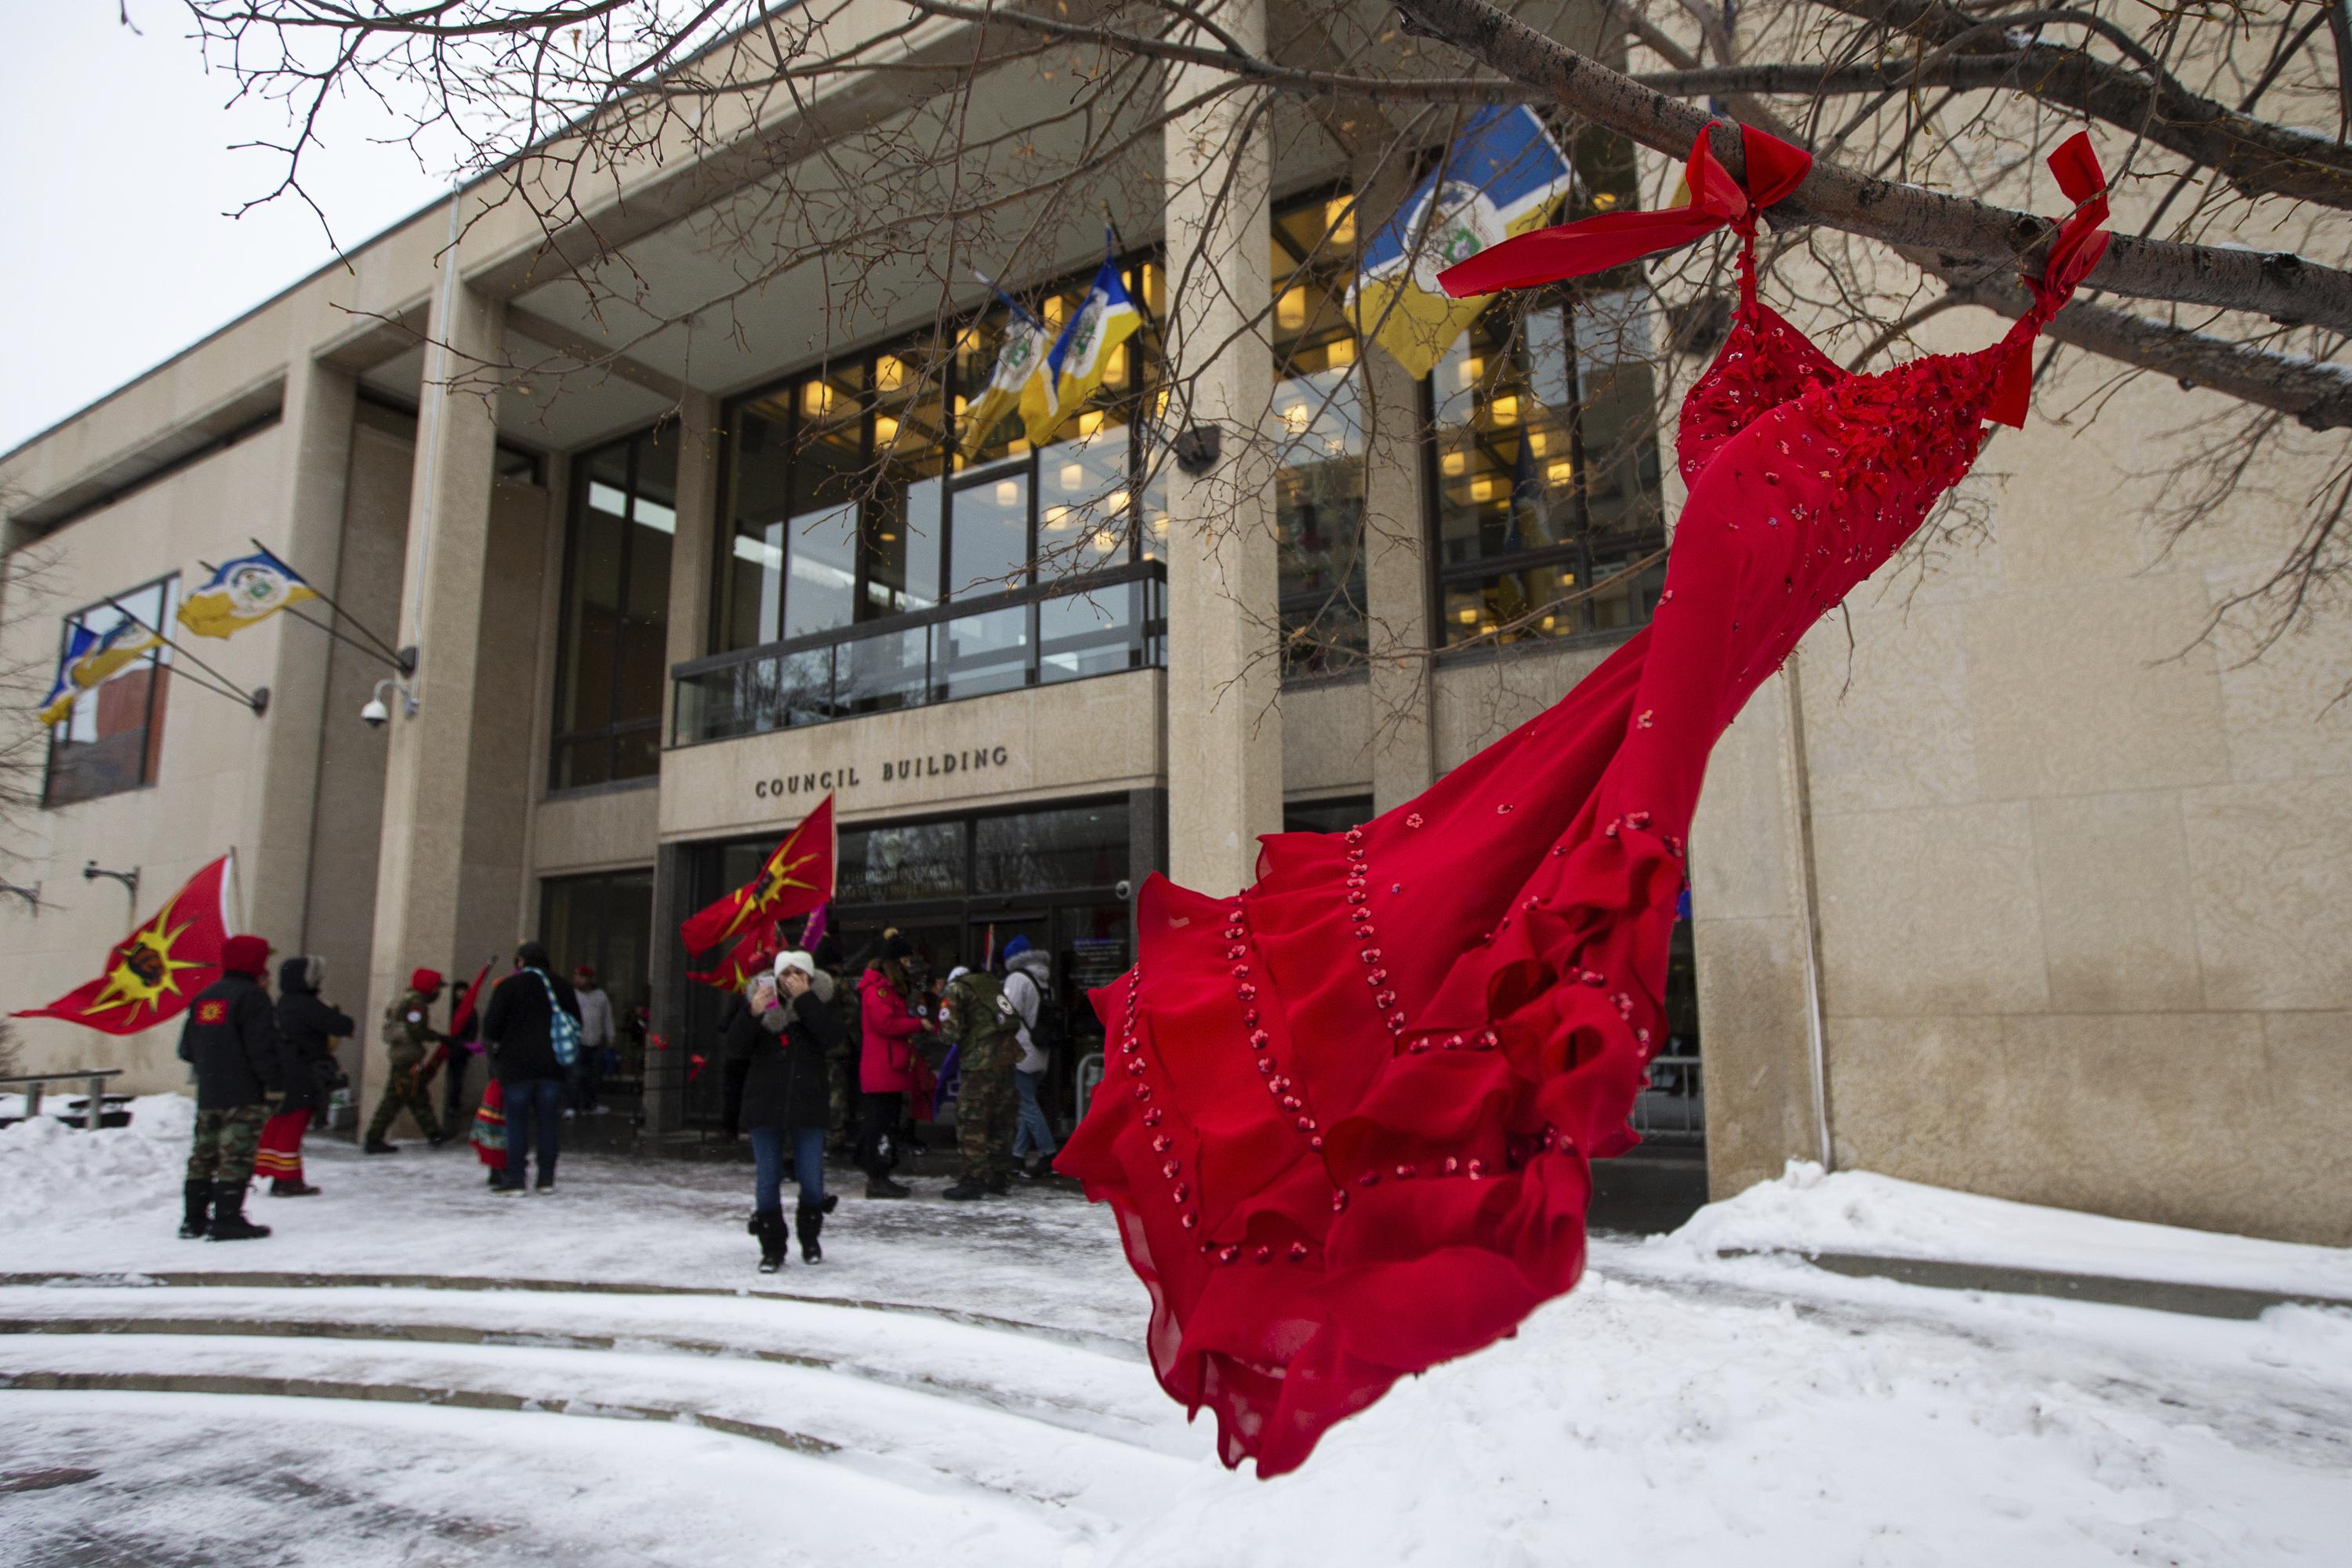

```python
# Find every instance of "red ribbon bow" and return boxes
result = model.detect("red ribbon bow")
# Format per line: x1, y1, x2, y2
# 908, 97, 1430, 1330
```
1439, 122, 1812, 298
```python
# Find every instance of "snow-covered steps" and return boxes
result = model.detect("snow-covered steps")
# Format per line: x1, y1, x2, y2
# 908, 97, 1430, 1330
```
2, 1387, 1080, 1566
0, 1279, 1183, 1454
0, 1278, 1199, 1541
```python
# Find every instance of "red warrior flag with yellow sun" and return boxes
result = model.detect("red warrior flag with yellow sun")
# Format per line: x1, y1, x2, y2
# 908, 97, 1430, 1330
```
681, 795, 834, 989
14, 855, 235, 1034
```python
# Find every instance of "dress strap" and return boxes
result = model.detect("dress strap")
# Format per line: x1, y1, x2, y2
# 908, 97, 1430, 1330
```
1985, 132, 2111, 428
1439, 122, 1809, 299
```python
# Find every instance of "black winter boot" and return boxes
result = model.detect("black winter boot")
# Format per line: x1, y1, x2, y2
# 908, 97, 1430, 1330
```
941, 1177, 989, 1202
207, 1183, 272, 1242
795, 1200, 825, 1264
984, 1172, 1011, 1196
754, 1208, 787, 1273
363, 1138, 399, 1155
864, 1175, 911, 1200
180, 1180, 211, 1239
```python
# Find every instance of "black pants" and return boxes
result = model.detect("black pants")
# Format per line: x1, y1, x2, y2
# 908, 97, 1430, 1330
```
441, 1050, 470, 1130
857, 1091, 903, 1180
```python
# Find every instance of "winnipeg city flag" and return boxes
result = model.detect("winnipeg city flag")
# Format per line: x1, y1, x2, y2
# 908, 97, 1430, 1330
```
1346, 106, 1576, 379
38, 619, 163, 727
1041, 252, 1144, 441
964, 308, 1056, 451
177, 546, 318, 640
13, 855, 235, 1035
679, 795, 836, 957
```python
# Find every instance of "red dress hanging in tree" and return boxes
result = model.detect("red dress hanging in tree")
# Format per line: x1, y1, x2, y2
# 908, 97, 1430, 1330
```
1057, 125, 2111, 1478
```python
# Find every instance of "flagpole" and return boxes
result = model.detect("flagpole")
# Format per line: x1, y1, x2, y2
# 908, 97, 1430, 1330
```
283, 603, 414, 673
154, 662, 267, 714
103, 597, 267, 715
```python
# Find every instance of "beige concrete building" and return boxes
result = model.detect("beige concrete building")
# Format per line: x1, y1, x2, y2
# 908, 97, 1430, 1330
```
2, 2, 2343, 1244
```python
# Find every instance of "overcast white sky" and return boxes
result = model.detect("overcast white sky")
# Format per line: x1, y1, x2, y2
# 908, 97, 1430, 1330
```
0, 4, 449, 454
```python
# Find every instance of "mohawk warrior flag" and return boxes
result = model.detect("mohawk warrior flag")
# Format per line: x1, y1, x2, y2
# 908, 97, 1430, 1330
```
13, 855, 235, 1035
687, 919, 782, 994
680, 795, 836, 960
448, 957, 496, 1050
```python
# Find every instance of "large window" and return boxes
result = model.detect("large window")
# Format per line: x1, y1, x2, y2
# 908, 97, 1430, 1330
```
552, 428, 677, 789
1270, 192, 1368, 681
1429, 118, 1663, 655
716, 262, 1167, 672
43, 577, 176, 808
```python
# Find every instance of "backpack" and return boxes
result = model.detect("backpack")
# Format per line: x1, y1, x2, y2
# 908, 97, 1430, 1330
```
1029, 989, 1070, 1062
531, 969, 582, 1069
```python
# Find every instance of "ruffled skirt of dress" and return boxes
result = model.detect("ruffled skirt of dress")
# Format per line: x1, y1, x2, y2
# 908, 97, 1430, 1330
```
1057, 621, 1699, 1477
1057, 319, 2031, 1476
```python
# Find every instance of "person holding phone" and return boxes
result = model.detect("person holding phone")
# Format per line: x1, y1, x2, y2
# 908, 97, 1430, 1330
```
730, 951, 847, 1270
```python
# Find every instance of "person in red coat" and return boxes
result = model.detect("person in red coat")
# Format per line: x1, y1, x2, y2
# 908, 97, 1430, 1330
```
854, 935, 922, 1199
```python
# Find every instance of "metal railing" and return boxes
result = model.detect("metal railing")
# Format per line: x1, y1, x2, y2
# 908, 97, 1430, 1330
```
0, 1069, 125, 1131
673, 563, 1167, 746
1628, 1054, 1704, 1145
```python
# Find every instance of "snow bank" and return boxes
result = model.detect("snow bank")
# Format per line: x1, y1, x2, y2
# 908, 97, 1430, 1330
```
0, 1093, 192, 1217
1108, 1271, 2352, 1567
1658, 1160, 2352, 1299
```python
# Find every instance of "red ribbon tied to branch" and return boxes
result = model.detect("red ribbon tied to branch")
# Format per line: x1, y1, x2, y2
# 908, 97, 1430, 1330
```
1438, 122, 1812, 297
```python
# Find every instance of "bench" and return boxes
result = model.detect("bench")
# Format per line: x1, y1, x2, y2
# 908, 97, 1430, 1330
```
0, 1069, 126, 1131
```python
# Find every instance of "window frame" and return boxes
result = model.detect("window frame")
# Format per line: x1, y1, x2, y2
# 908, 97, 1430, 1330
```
548, 427, 675, 793
710, 253, 1163, 662
40, 572, 179, 810
1425, 289, 1669, 656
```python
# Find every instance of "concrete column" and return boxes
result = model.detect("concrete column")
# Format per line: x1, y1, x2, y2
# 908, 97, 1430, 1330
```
645, 838, 699, 1134
1358, 303, 1436, 814
1162, 0, 1281, 895
361, 277, 506, 1128
662, 390, 722, 739
644, 398, 717, 1138
248, 357, 358, 950
1689, 665, 1832, 1196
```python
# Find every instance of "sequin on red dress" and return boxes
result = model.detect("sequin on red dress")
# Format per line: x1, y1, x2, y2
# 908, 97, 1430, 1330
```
1055, 125, 2112, 1479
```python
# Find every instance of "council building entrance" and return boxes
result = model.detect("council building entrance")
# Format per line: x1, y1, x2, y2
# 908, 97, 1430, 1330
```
677, 796, 1141, 1131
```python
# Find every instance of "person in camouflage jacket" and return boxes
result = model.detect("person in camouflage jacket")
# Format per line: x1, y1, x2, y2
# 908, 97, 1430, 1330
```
365, 967, 449, 1152
176, 934, 285, 1242
937, 964, 1022, 1200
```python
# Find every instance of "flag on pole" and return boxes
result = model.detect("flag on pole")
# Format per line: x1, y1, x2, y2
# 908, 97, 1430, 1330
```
448, 957, 496, 1051
37, 619, 164, 727
680, 796, 837, 956
687, 919, 782, 994
176, 546, 320, 641
12, 855, 235, 1034
962, 304, 1057, 452
1039, 249, 1144, 444
1346, 107, 1577, 379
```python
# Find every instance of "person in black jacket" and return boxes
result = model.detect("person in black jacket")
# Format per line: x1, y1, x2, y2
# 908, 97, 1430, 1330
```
176, 934, 284, 1242
728, 950, 846, 1271
480, 940, 582, 1194
255, 955, 354, 1197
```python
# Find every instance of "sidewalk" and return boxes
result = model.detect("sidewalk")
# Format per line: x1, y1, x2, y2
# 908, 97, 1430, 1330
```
4, 1099, 2348, 1567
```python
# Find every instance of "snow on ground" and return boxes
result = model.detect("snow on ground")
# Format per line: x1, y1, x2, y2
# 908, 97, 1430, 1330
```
1664, 1159, 2352, 1298
2, 1096, 2349, 1566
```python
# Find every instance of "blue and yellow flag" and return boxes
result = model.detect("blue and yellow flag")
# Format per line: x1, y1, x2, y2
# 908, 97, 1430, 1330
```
1038, 254, 1143, 444
1346, 107, 1576, 379
38, 619, 163, 727
963, 306, 1057, 452
176, 546, 318, 641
